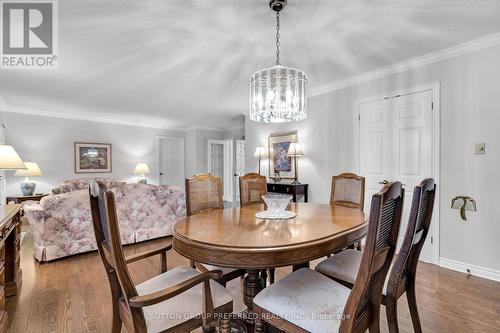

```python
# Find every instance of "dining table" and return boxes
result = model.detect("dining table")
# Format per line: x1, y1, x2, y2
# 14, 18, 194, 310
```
173, 202, 367, 332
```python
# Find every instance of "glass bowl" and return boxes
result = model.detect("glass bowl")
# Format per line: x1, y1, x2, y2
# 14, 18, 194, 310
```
261, 193, 293, 217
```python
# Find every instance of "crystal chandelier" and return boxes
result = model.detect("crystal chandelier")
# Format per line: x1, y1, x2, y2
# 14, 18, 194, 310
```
249, 0, 307, 123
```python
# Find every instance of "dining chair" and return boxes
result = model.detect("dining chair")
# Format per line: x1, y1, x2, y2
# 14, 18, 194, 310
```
89, 180, 233, 333
330, 173, 366, 251
253, 182, 404, 333
330, 173, 365, 211
239, 173, 275, 285
186, 173, 246, 286
316, 178, 436, 333
239, 172, 267, 207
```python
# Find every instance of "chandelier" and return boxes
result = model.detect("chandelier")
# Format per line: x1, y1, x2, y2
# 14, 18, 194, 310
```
249, 0, 307, 123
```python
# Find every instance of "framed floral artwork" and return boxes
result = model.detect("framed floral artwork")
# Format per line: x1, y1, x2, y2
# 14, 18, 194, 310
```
74, 142, 112, 173
268, 131, 297, 180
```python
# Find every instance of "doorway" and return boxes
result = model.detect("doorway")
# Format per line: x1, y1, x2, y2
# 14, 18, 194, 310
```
354, 83, 440, 264
207, 139, 234, 202
157, 136, 186, 187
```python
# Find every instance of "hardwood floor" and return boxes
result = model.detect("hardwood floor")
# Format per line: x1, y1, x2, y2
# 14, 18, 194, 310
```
8, 223, 500, 333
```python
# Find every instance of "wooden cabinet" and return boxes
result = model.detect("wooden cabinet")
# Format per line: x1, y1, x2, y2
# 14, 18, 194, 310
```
267, 183, 309, 202
0, 204, 22, 333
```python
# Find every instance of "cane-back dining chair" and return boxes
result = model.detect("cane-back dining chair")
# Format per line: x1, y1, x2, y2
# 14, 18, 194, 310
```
316, 178, 436, 333
185, 173, 246, 286
239, 172, 275, 285
330, 173, 366, 251
253, 182, 404, 333
330, 173, 365, 211
239, 172, 267, 207
89, 181, 233, 333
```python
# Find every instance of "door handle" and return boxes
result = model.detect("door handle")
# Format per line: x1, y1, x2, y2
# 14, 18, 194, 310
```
160, 173, 164, 176
378, 180, 389, 185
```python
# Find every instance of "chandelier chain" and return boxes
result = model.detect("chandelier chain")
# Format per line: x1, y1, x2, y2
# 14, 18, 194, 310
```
275, 11, 280, 66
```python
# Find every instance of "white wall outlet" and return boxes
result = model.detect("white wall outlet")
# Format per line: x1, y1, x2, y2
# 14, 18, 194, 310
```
475, 143, 485, 155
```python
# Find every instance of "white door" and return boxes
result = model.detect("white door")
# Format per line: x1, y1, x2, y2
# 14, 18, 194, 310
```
393, 91, 433, 262
358, 89, 435, 263
207, 140, 234, 202
235, 140, 246, 202
158, 137, 185, 187
359, 99, 393, 214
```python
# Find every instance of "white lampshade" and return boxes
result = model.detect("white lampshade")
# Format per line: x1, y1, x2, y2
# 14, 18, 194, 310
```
254, 146, 266, 158
287, 142, 304, 156
14, 162, 43, 177
0, 144, 26, 170
134, 163, 150, 175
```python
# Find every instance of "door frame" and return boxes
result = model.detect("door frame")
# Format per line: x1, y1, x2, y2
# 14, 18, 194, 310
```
207, 139, 234, 202
156, 136, 186, 186
353, 82, 441, 265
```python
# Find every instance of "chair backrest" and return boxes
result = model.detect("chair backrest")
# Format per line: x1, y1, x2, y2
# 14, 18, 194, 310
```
185, 173, 224, 216
239, 173, 267, 207
340, 182, 404, 333
387, 178, 436, 299
330, 173, 365, 211
89, 181, 145, 328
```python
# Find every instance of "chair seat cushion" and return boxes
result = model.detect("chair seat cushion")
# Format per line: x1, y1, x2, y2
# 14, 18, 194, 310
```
315, 249, 362, 285
254, 268, 351, 333
316, 249, 394, 295
201, 264, 240, 276
136, 266, 232, 332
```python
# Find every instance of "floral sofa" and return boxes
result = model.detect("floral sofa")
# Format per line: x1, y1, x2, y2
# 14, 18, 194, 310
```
24, 181, 186, 262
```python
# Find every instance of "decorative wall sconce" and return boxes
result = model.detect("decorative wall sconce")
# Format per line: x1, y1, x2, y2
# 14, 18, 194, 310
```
451, 196, 477, 221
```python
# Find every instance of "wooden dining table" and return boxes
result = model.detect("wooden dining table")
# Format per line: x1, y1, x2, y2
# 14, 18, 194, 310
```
173, 202, 367, 331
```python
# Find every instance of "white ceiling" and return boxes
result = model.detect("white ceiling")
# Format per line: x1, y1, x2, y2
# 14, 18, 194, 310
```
2, 0, 500, 130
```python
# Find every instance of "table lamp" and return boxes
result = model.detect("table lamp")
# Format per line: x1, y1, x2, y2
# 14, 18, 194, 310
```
134, 163, 150, 184
14, 162, 43, 196
0, 144, 26, 203
254, 146, 266, 174
287, 142, 304, 184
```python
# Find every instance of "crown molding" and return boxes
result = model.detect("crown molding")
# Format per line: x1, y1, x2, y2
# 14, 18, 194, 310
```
0, 103, 180, 131
310, 31, 500, 97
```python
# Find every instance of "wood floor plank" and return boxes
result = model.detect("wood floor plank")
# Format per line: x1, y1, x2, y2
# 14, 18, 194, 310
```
7, 224, 500, 333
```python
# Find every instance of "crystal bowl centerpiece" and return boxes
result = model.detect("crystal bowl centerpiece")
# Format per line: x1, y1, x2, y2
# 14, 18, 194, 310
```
256, 193, 296, 219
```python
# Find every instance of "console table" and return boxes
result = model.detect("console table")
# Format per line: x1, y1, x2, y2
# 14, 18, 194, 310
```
267, 182, 309, 202
0, 204, 22, 332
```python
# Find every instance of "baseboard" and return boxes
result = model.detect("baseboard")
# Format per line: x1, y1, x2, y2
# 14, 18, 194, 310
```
439, 258, 500, 282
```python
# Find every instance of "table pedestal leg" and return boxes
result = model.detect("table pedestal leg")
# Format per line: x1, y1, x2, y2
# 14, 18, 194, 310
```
243, 270, 265, 330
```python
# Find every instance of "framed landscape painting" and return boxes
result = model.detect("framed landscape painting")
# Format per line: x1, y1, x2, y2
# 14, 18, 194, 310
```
74, 142, 112, 173
268, 131, 297, 180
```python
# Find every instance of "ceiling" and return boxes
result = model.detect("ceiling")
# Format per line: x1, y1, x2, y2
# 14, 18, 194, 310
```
2, 0, 500, 130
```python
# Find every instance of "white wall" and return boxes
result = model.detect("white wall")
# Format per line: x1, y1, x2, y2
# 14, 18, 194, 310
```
245, 43, 500, 274
1, 112, 185, 194
185, 127, 244, 177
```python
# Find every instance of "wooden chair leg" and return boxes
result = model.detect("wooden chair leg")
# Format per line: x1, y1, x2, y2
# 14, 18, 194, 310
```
268, 268, 275, 285
160, 252, 167, 273
407, 284, 423, 333
110, 299, 122, 333
385, 297, 399, 333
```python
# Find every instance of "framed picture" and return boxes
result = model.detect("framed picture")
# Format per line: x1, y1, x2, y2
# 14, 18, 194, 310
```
268, 131, 297, 180
74, 142, 112, 173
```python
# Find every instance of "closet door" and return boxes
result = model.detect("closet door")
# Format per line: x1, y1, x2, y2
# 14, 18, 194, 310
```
358, 99, 393, 214
393, 90, 433, 262
358, 90, 434, 262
